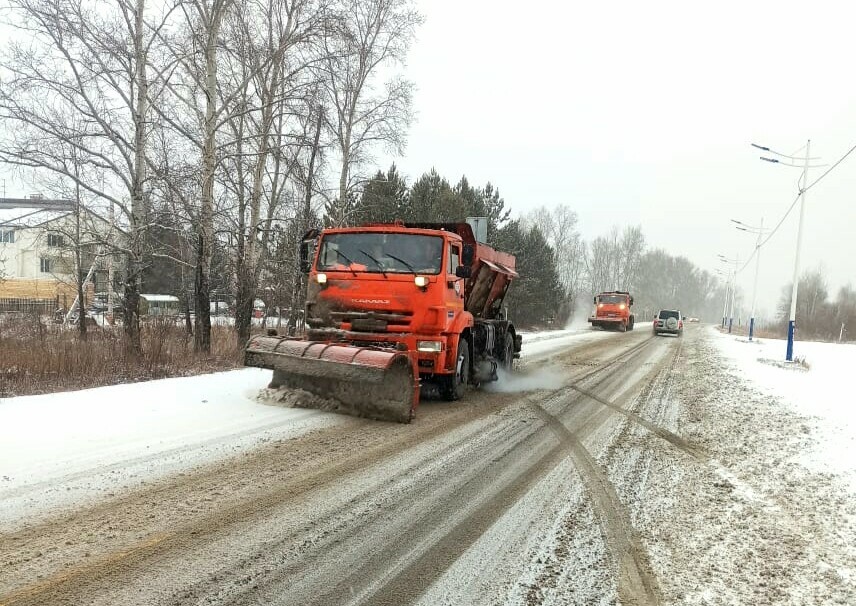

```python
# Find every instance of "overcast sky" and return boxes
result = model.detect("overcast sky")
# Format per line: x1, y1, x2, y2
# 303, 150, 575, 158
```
380, 0, 856, 318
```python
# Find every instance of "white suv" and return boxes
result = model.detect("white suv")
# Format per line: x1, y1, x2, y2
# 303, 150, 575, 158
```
653, 309, 683, 336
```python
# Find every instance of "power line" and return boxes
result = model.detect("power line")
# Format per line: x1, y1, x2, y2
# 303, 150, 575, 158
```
734, 140, 856, 274
733, 191, 799, 274
804, 142, 856, 192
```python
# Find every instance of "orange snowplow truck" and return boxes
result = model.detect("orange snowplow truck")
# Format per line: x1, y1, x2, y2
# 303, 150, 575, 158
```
245, 221, 522, 423
588, 291, 635, 332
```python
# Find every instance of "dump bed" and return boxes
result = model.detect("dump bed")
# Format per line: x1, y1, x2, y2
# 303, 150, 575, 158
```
404, 222, 517, 320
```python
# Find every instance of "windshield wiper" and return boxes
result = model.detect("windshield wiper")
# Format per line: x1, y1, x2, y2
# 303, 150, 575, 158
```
334, 249, 358, 276
358, 249, 388, 278
385, 253, 416, 274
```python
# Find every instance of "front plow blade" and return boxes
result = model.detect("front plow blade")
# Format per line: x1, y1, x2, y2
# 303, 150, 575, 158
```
245, 336, 418, 423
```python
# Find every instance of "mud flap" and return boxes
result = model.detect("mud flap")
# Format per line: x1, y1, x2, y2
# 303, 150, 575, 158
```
245, 336, 419, 423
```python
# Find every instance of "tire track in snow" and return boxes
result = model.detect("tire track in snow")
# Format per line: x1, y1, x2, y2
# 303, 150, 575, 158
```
527, 403, 662, 606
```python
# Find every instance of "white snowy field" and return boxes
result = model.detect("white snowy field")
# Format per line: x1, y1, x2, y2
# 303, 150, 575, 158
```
710, 327, 856, 491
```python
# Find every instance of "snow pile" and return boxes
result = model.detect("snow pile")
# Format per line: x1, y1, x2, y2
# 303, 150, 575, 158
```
710, 327, 856, 490
0, 368, 339, 524
519, 328, 587, 344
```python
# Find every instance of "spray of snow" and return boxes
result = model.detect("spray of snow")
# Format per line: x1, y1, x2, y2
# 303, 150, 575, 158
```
485, 365, 566, 393
564, 296, 594, 330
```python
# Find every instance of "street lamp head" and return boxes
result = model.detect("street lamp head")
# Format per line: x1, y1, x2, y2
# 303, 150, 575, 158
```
751, 143, 771, 152
760, 157, 779, 163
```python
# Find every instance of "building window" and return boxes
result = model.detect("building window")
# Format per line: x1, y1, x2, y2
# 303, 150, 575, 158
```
40, 257, 53, 273
47, 233, 65, 247
0, 229, 14, 243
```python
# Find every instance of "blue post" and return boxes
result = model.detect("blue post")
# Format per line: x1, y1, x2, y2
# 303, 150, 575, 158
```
748, 317, 755, 341
786, 320, 795, 361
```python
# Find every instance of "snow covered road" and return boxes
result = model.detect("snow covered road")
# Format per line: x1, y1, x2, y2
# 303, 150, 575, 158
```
1, 325, 854, 605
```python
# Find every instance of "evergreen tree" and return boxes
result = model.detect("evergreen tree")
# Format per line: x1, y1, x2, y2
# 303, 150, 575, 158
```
353, 164, 410, 224
494, 220, 564, 327
407, 169, 469, 222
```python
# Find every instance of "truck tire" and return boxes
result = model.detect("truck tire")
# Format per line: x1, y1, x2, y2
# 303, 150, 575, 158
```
628, 316, 635, 331
501, 333, 514, 371
441, 339, 470, 401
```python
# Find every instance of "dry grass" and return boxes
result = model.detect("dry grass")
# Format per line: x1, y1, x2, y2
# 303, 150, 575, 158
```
0, 314, 243, 398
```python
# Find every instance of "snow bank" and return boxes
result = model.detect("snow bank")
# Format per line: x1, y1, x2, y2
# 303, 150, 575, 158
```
0, 368, 340, 524
710, 327, 856, 490
519, 327, 611, 359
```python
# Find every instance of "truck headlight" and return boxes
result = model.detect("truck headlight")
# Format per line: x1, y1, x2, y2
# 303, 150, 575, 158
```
414, 275, 429, 288
417, 340, 442, 352
619, 303, 626, 310
316, 273, 327, 284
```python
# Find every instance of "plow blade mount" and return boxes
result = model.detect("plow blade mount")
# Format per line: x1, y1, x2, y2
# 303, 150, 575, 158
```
245, 336, 419, 423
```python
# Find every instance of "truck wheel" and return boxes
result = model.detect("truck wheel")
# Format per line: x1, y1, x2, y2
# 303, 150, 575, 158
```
501, 333, 514, 371
628, 317, 635, 331
441, 339, 470, 401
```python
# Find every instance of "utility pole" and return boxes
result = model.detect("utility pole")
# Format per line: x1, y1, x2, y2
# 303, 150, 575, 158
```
786, 141, 810, 361
717, 268, 729, 329
750, 220, 762, 340
718, 254, 740, 334
732, 218, 769, 341
752, 141, 824, 360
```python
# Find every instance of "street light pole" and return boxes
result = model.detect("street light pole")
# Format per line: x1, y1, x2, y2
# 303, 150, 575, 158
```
753, 140, 823, 361
749, 218, 763, 341
718, 254, 739, 333
785, 140, 811, 360
728, 261, 737, 334
732, 218, 769, 341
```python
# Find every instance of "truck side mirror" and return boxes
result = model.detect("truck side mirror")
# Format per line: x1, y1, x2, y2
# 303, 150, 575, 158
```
299, 240, 313, 274
455, 265, 472, 279
462, 243, 475, 266
593, 296, 597, 304
629, 297, 634, 305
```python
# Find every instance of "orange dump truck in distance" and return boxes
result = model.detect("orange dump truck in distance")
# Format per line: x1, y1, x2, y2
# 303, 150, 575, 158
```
588, 290, 635, 332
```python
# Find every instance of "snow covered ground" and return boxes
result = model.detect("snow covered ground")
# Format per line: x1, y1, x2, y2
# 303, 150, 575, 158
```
0, 327, 598, 527
710, 327, 856, 491
0, 369, 342, 527
519, 326, 612, 358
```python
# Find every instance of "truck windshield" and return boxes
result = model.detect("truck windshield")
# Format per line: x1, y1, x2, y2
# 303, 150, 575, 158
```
317, 233, 444, 275
598, 295, 627, 304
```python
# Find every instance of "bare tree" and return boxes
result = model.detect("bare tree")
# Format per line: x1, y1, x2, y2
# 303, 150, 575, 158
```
525, 204, 587, 318
319, 0, 421, 225
220, 0, 323, 344
0, 0, 176, 352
